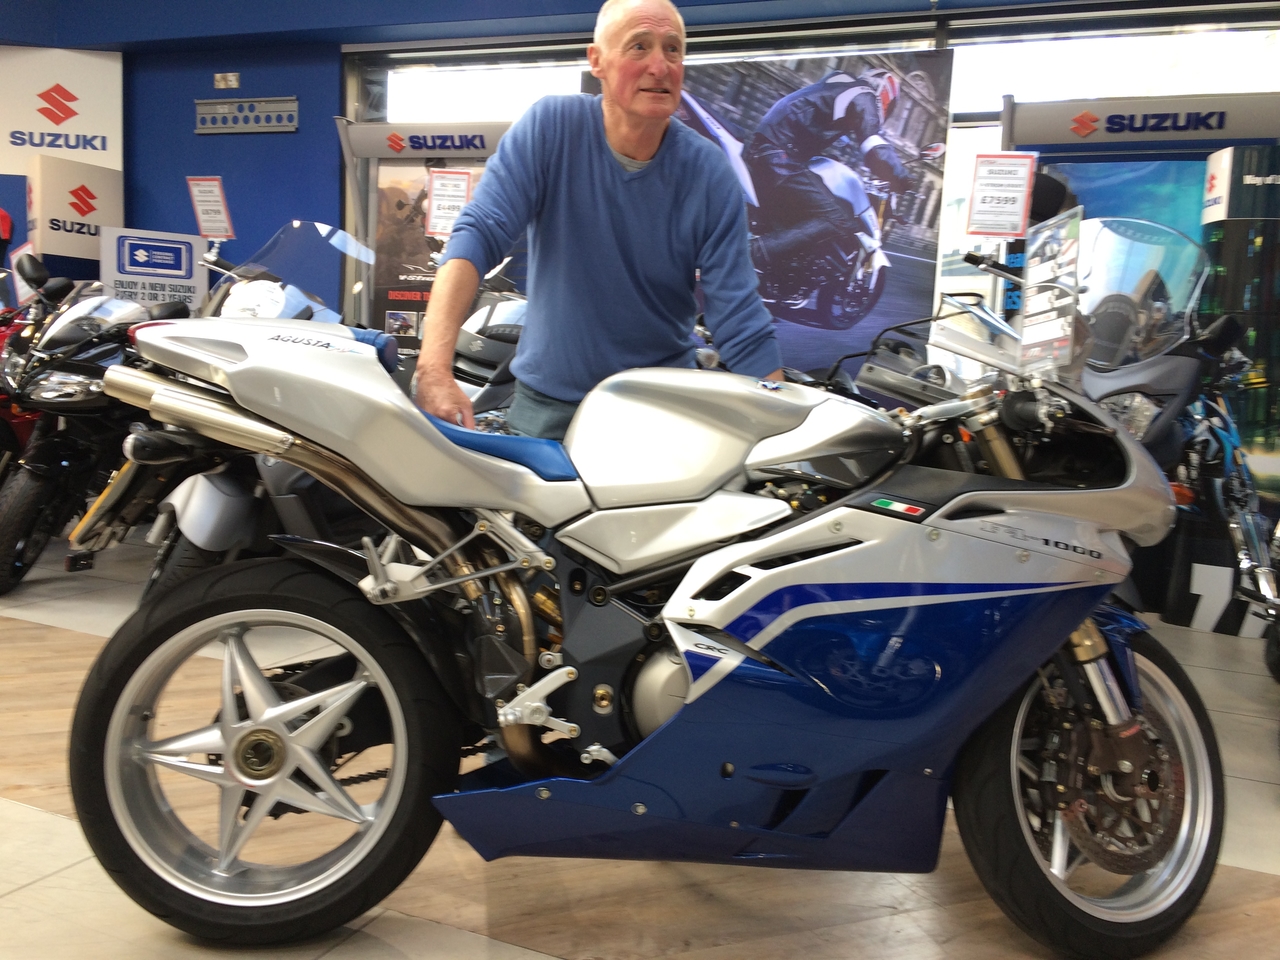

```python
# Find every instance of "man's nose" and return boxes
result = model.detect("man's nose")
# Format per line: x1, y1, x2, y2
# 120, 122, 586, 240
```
644, 48, 670, 77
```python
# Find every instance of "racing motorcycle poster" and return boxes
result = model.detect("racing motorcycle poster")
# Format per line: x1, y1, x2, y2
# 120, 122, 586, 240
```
678, 50, 953, 375
372, 159, 486, 341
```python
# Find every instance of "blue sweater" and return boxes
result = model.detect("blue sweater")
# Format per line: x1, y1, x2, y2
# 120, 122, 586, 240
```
440, 95, 780, 403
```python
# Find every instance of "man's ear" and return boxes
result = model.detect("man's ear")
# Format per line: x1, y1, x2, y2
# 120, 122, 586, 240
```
587, 44, 605, 79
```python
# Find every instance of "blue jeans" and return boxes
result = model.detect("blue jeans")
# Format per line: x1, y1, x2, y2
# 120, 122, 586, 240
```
505, 380, 579, 441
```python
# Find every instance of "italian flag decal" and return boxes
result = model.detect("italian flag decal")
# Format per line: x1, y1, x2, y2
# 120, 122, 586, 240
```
871, 498, 925, 516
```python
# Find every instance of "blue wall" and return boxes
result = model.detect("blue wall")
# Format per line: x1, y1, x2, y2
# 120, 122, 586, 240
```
124, 44, 342, 305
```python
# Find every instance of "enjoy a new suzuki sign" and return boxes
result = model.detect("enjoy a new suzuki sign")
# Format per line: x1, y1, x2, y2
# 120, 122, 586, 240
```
0, 46, 122, 176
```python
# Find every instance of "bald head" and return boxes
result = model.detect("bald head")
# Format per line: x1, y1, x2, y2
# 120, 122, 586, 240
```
593, 0, 685, 49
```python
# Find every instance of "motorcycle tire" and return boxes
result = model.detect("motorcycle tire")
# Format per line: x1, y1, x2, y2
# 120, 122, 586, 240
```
69, 558, 462, 945
952, 631, 1222, 960
818, 260, 888, 332
0, 467, 59, 596
1265, 622, 1280, 684
140, 531, 225, 602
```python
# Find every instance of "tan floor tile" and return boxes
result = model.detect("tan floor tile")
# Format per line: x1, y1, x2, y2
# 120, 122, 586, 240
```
327, 909, 558, 959
0, 799, 91, 897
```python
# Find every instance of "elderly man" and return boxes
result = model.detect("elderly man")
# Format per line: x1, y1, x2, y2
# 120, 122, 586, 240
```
414, 0, 782, 441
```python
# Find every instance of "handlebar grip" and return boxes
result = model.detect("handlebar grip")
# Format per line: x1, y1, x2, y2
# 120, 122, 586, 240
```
1001, 391, 1042, 432
963, 252, 985, 267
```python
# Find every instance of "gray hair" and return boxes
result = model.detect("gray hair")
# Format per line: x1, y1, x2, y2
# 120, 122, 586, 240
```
592, 0, 685, 48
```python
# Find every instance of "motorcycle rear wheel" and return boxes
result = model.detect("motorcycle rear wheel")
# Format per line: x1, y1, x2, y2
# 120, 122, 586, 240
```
953, 631, 1222, 959
0, 467, 59, 595
70, 558, 462, 944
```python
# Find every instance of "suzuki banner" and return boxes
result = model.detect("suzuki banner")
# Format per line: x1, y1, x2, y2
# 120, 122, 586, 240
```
1202, 145, 1280, 223
27, 154, 123, 270
1009, 92, 1280, 154
0, 46, 123, 176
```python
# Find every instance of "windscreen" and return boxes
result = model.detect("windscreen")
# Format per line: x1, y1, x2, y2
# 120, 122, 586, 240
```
215, 221, 375, 313
1080, 218, 1208, 370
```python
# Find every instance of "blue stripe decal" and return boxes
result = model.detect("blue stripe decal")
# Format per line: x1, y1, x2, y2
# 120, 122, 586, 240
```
727, 581, 1074, 642
683, 650, 718, 683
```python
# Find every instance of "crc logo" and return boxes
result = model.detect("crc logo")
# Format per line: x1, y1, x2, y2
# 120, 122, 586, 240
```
387, 132, 406, 153
37, 84, 79, 126
1070, 110, 1099, 137
68, 184, 97, 216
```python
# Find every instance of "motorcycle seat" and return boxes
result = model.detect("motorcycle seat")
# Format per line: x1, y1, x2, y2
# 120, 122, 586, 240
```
424, 413, 579, 482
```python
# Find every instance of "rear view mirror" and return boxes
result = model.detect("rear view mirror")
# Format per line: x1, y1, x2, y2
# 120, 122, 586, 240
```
16, 253, 49, 290
41, 277, 74, 304
147, 301, 191, 321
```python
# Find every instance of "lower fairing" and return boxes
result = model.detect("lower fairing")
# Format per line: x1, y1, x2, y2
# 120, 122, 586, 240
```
435, 578, 1114, 871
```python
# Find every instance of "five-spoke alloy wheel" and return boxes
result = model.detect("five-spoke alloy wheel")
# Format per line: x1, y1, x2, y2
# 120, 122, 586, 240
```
71, 559, 461, 944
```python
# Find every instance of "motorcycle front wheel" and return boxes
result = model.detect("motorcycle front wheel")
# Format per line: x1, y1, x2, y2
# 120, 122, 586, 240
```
0, 467, 60, 595
819, 257, 887, 331
70, 558, 462, 944
952, 631, 1222, 960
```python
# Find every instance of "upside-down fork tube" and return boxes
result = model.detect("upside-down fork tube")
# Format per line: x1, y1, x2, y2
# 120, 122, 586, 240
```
101, 365, 567, 776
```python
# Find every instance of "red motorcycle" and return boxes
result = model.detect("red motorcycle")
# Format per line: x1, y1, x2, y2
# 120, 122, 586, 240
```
0, 289, 43, 482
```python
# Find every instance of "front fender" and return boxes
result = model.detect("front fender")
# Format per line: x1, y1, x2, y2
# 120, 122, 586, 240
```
1092, 602, 1147, 711
162, 472, 258, 552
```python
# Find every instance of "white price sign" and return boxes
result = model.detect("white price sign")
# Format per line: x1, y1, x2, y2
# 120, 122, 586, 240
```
967, 152, 1037, 238
186, 176, 235, 239
425, 169, 473, 238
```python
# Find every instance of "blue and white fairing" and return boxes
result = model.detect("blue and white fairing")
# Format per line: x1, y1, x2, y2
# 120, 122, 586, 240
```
436, 477, 1146, 872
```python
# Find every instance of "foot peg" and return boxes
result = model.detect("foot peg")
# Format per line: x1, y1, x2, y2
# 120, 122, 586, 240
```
496, 666, 580, 739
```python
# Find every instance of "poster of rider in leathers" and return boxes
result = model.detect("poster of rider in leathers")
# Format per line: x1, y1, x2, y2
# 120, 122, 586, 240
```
677, 50, 952, 374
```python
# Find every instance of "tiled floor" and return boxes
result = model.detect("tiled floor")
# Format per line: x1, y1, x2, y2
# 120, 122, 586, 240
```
2, 538, 1279, 958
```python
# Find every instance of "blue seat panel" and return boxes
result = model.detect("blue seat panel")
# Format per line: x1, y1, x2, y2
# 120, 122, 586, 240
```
425, 413, 579, 482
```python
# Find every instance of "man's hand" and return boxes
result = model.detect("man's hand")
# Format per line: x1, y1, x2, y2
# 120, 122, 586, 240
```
415, 370, 475, 429
414, 257, 482, 429
764, 368, 785, 382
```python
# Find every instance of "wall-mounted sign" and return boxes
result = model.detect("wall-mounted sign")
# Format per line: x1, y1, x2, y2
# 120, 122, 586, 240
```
186, 176, 234, 239
1009, 92, 1280, 151
967, 152, 1037, 238
99, 226, 207, 308
425, 169, 473, 238
195, 97, 298, 134
1203, 145, 1280, 223
27, 153, 123, 263
345, 122, 509, 159
0, 47, 122, 176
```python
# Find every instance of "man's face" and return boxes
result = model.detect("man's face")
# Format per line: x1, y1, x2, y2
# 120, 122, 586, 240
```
588, 0, 685, 124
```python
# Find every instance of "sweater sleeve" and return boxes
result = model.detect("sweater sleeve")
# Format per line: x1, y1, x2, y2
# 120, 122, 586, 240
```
696, 154, 782, 378
438, 99, 551, 275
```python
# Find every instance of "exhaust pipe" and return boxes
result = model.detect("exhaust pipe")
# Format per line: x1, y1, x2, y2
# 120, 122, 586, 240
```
105, 366, 296, 456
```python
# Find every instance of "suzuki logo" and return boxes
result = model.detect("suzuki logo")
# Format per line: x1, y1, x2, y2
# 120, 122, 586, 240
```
1207, 173, 1218, 192
1070, 110, 1099, 137
37, 84, 79, 126
387, 132, 406, 153
68, 184, 97, 216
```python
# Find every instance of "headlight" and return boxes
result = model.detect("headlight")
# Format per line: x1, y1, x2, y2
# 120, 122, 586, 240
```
26, 370, 104, 403
1, 340, 28, 393
1100, 392, 1163, 440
